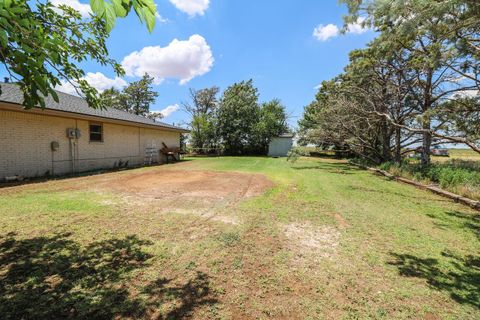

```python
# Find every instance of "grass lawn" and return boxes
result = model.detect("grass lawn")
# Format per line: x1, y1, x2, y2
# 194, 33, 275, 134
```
0, 157, 479, 319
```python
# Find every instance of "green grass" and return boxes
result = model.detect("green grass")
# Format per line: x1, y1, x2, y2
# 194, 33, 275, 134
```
381, 151, 480, 200
439, 149, 480, 162
0, 157, 479, 319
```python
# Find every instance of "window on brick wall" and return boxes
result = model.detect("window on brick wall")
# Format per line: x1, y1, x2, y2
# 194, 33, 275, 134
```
89, 123, 103, 142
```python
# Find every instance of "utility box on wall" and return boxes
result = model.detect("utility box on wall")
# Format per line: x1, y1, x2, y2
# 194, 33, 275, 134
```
66, 128, 81, 139
268, 134, 294, 157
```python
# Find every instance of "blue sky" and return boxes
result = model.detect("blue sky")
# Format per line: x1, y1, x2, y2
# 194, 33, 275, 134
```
14, 1, 378, 128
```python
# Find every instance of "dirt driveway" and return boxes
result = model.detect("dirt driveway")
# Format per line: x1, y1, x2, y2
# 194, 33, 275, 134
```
99, 167, 273, 222
2, 164, 273, 223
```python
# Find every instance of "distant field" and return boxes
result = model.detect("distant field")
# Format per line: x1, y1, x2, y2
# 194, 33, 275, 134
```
296, 147, 480, 162
433, 149, 480, 163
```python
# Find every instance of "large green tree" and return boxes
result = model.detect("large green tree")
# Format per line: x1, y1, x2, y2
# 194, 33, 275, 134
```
254, 99, 288, 154
99, 87, 122, 109
338, 0, 480, 166
0, 0, 157, 109
216, 80, 288, 155
342, 0, 480, 60
99, 74, 158, 117
217, 80, 260, 155
120, 74, 158, 116
182, 87, 220, 153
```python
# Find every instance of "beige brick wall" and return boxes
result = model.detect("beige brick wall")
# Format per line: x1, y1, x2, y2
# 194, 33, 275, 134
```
0, 108, 181, 180
140, 128, 180, 163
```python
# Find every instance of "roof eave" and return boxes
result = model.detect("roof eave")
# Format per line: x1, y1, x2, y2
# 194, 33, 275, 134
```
0, 101, 190, 133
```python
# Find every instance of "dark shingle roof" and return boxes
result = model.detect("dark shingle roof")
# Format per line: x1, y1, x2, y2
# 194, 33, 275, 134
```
0, 83, 188, 132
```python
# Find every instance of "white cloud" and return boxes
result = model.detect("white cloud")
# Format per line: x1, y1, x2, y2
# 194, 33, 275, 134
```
151, 104, 180, 118
313, 24, 339, 41
452, 90, 479, 99
121, 34, 214, 85
169, 0, 210, 16
56, 81, 80, 96
313, 18, 370, 41
346, 17, 369, 34
56, 72, 127, 96
51, 0, 91, 18
155, 12, 169, 24
83, 72, 127, 92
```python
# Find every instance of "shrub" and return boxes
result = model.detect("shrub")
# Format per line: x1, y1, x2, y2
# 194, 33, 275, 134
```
379, 159, 480, 200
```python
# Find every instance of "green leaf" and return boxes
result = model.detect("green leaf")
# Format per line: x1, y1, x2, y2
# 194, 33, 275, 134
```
38, 96, 46, 109
143, 0, 157, 13
0, 30, 7, 47
104, 3, 116, 32
49, 88, 59, 103
90, 0, 105, 16
132, 0, 156, 32
112, 0, 127, 17
144, 8, 155, 33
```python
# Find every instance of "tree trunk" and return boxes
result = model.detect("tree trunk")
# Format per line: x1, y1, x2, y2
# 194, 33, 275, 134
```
380, 86, 392, 163
381, 117, 391, 162
421, 69, 433, 167
394, 127, 402, 164
421, 128, 431, 167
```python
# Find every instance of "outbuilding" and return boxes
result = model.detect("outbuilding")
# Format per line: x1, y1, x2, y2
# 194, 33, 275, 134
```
0, 83, 188, 180
268, 133, 294, 157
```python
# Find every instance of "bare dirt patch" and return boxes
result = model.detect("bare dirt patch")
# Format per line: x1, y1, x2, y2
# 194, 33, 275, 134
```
93, 169, 273, 224
284, 222, 340, 265
0, 166, 273, 226
103, 170, 270, 200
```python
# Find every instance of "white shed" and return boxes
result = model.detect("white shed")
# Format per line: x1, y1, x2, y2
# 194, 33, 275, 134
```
268, 134, 294, 157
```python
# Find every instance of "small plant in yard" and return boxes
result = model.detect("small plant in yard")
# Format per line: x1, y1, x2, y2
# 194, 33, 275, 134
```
287, 147, 311, 163
232, 257, 244, 269
216, 231, 241, 247
185, 261, 198, 270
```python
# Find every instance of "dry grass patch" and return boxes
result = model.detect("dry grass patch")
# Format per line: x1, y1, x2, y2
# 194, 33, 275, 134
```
284, 222, 340, 265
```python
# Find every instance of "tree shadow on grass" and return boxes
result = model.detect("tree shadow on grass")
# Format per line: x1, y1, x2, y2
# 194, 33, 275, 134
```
426, 210, 480, 240
447, 211, 480, 240
0, 233, 217, 319
143, 272, 217, 319
389, 251, 480, 309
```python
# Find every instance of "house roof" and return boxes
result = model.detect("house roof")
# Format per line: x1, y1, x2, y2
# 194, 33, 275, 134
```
0, 83, 188, 133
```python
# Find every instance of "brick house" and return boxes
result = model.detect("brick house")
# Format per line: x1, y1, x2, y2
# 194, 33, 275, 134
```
0, 83, 188, 180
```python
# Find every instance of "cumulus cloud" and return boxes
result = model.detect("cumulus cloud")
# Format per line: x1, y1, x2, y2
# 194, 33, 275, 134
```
346, 17, 369, 34
151, 104, 180, 119
51, 0, 91, 18
155, 12, 169, 24
313, 24, 339, 41
83, 72, 127, 92
56, 81, 80, 96
56, 72, 127, 96
121, 34, 214, 85
169, 0, 210, 16
452, 90, 480, 99
313, 18, 370, 41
